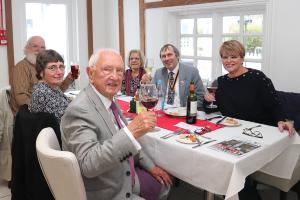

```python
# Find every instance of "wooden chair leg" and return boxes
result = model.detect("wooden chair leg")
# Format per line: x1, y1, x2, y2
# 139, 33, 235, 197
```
279, 191, 288, 200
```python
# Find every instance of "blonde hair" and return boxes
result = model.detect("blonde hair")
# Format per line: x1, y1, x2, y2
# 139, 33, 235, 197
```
219, 40, 245, 58
127, 49, 145, 68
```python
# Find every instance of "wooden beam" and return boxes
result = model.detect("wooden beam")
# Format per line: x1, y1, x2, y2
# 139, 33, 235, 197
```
139, 0, 145, 55
118, 0, 125, 60
86, 0, 93, 58
5, 0, 14, 86
144, 0, 227, 9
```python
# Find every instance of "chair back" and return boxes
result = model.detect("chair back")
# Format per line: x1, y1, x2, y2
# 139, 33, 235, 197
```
36, 127, 87, 200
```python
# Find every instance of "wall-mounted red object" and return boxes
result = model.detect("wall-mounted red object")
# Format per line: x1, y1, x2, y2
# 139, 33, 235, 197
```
0, 29, 7, 45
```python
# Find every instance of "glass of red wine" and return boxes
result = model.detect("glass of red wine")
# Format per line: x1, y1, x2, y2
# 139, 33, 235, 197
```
140, 84, 159, 131
140, 84, 158, 111
206, 84, 218, 109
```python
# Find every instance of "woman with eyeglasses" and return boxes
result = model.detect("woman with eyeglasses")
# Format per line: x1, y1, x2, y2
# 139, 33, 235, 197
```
29, 49, 73, 122
204, 40, 294, 135
121, 49, 146, 96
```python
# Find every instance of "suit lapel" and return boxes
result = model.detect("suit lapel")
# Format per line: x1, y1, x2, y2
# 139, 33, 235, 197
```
85, 85, 118, 136
178, 63, 186, 105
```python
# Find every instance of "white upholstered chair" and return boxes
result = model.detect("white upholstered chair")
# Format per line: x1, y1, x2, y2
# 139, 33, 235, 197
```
36, 127, 87, 200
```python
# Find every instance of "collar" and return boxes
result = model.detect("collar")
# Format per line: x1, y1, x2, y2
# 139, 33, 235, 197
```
90, 84, 113, 111
167, 63, 179, 75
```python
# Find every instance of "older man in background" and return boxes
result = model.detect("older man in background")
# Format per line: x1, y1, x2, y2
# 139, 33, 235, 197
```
10, 36, 74, 115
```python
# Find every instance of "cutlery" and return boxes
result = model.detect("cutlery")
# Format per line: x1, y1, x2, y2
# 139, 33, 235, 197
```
160, 129, 183, 139
205, 115, 222, 121
192, 140, 216, 148
216, 116, 227, 124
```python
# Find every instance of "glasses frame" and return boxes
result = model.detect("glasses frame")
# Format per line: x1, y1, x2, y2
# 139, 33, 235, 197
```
242, 128, 263, 139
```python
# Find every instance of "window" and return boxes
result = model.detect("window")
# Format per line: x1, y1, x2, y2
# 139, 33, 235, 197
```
179, 7, 265, 82
26, 3, 69, 65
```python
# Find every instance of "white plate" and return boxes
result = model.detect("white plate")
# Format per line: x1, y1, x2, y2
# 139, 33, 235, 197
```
221, 117, 241, 126
175, 134, 198, 144
164, 107, 186, 117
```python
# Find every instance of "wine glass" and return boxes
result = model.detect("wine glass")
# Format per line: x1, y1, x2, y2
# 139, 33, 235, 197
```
70, 61, 79, 90
140, 84, 158, 111
206, 81, 218, 109
144, 58, 154, 78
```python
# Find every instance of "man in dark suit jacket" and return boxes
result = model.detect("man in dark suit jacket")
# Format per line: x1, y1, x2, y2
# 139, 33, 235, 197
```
142, 44, 205, 110
61, 49, 171, 200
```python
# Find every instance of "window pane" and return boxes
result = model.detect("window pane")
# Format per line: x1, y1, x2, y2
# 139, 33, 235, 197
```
181, 37, 194, 56
222, 36, 240, 42
245, 36, 262, 59
197, 37, 212, 57
223, 16, 240, 34
197, 60, 212, 80
244, 15, 263, 34
197, 18, 212, 34
26, 3, 68, 65
181, 19, 194, 34
244, 62, 262, 70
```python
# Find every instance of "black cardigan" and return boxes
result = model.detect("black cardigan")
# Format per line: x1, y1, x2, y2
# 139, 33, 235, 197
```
11, 105, 62, 200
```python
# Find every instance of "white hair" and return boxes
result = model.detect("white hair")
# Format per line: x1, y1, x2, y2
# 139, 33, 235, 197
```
88, 48, 121, 68
23, 35, 45, 55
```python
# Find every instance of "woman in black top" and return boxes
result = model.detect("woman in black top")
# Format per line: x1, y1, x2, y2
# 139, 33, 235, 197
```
205, 40, 294, 135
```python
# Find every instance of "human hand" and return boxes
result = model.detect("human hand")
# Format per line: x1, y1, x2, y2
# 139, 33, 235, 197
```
204, 91, 215, 102
278, 120, 295, 137
149, 166, 172, 186
127, 111, 156, 138
141, 74, 152, 84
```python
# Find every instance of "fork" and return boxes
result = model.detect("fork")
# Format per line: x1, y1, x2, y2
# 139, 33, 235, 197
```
160, 129, 183, 139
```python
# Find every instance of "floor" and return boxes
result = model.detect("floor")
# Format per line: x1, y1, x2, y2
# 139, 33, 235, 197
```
0, 179, 298, 200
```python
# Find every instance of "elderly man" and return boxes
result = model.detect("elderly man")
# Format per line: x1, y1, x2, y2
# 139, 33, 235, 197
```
142, 44, 205, 110
10, 36, 74, 114
61, 49, 171, 200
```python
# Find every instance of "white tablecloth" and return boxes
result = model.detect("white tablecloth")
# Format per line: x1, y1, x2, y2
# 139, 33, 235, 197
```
115, 95, 300, 199
138, 119, 300, 200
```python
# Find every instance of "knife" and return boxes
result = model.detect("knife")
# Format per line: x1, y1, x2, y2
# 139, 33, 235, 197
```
192, 140, 217, 148
205, 115, 222, 121
216, 116, 226, 124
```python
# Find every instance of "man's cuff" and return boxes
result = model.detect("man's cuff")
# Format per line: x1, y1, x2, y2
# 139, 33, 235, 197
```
123, 126, 141, 151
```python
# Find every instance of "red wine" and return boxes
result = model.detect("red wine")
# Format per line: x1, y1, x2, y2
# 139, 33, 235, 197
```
141, 99, 158, 109
71, 65, 79, 79
207, 86, 217, 94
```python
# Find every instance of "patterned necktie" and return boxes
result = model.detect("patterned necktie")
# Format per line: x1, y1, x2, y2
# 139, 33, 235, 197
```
110, 101, 135, 186
167, 72, 175, 105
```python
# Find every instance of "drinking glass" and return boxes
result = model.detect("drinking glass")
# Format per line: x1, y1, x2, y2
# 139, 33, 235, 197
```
70, 62, 79, 90
206, 81, 218, 109
145, 58, 154, 77
140, 84, 158, 111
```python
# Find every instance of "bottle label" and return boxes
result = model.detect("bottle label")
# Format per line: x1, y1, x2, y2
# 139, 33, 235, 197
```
190, 101, 197, 116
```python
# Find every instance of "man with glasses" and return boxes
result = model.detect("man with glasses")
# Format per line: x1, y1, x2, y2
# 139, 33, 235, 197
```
10, 36, 75, 115
61, 49, 171, 200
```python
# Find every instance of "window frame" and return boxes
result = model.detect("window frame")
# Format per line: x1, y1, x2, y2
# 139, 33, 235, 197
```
174, 1, 270, 82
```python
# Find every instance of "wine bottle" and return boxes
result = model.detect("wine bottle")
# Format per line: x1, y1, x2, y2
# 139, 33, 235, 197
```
186, 81, 197, 124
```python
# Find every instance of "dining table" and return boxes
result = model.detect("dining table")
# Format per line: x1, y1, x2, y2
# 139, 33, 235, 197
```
116, 95, 300, 200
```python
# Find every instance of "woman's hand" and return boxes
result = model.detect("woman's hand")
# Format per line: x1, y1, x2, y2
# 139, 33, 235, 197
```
277, 120, 295, 137
204, 91, 215, 102
141, 74, 152, 84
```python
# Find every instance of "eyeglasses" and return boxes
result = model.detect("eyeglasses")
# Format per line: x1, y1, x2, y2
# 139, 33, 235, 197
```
46, 65, 66, 72
242, 125, 263, 138
101, 67, 124, 77
129, 57, 140, 61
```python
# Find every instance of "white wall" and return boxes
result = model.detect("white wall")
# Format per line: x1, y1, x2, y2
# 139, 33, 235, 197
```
268, 0, 300, 92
